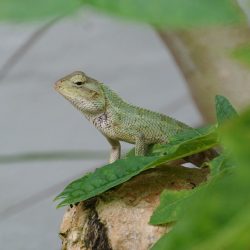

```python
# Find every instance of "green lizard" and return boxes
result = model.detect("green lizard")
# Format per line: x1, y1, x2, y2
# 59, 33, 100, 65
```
54, 71, 192, 163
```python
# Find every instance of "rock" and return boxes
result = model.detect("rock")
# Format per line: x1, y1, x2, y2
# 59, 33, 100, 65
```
60, 164, 209, 250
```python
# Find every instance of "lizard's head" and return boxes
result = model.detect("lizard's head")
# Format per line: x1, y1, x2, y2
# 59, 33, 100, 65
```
54, 71, 105, 114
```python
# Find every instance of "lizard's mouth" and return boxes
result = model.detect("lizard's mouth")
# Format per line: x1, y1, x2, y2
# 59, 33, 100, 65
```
54, 81, 76, 103
54, 81, 69, 97
54, 80, 62, 91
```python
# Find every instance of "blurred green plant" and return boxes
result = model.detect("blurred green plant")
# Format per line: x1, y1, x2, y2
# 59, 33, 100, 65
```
0, 0, 244, 28
151, 109, 250, 250
0, 0, 81, 21
150, 97, 250, 250
231, 43, 250, 68
82, 0, 244, 28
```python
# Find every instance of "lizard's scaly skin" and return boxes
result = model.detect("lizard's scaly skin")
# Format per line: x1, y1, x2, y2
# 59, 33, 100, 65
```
55, 71, 190, 163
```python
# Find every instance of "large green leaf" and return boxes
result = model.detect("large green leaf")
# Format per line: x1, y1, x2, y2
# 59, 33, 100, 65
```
150, 126, 216, 156
0, 0, 81, 21
126, 126, 216, 158
83, 0, 244, 28
55, 156, 159, 207
151, 109, 250, 250
55, 126, 218, 207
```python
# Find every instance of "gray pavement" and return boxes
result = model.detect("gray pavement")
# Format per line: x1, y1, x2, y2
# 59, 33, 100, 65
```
0, 10, 202, 250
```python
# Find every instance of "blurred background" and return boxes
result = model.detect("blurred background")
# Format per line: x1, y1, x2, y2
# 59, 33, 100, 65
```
0, 1, 250, 249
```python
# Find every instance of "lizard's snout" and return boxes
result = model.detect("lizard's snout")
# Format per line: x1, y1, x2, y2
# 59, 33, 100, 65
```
54, 80, 62, 90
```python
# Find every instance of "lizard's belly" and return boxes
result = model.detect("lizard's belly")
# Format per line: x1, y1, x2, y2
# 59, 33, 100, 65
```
91, 113, 166, 144
102, 126, 136, 144
102, 124, 165, 145
91, 114, 134, 143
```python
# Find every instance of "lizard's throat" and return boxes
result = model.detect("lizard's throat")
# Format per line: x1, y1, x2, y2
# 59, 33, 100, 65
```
63, 95, 105, 118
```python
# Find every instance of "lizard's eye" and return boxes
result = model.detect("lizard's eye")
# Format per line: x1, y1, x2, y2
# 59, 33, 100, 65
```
74, 81, 84, 86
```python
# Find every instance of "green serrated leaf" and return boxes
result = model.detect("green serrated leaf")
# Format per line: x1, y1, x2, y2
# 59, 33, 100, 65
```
215, 95, 238, 125
56, 126, 218, 207
83, 0, 244, 28
126, 126, 215, 158
151, 127, 218, 160
55, 156, 159, 207
151, 126, 215, 156
0, 0, 82, 21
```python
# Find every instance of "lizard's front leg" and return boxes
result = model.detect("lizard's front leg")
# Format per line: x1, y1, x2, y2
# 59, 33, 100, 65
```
135, 133, 148, 156
106, 137, 121, 163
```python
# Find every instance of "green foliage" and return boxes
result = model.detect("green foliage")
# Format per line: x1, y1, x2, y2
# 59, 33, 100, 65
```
126, 126, 217, 158
221, 108, 250, 168
150, 188, 200, 225
151, 99, 249, 250
150, 154, 232, 227
150, 126, 217, 157
215, 95, 238, 125
0, 0, 244, 28
55, 156, 159, 207
83, 0, 244, 28
151, 168, 250, 250
55, 126, 217, 207
151, 112, 250, 250
231, 43, 250, 68
208, 154, 234, 177
0, 0, 81, 21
